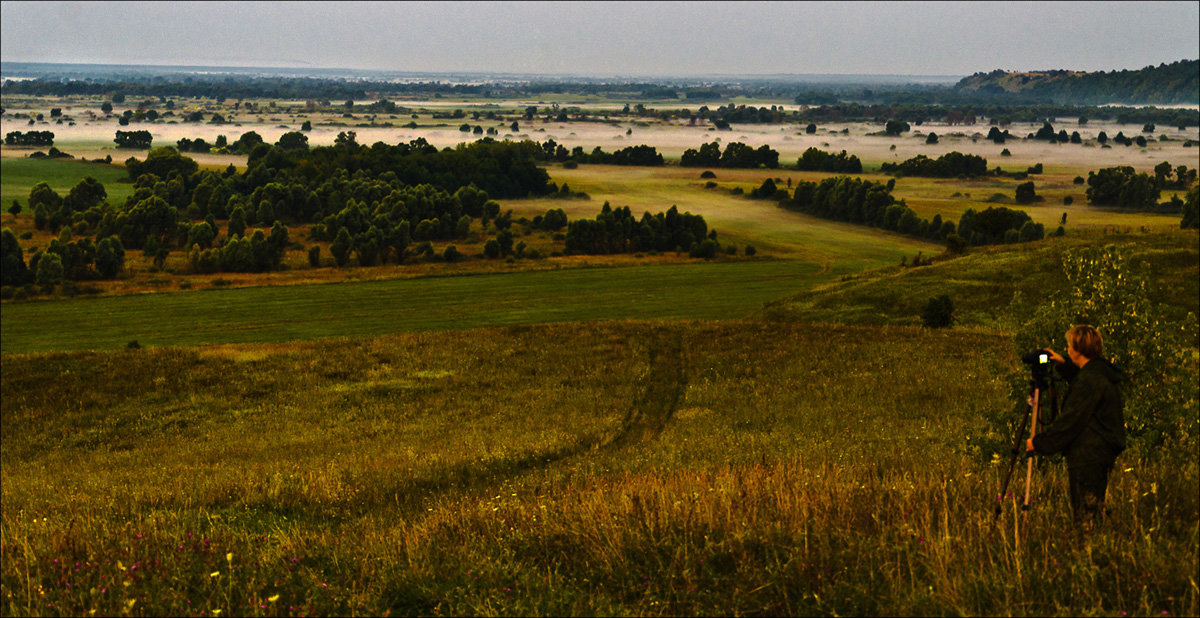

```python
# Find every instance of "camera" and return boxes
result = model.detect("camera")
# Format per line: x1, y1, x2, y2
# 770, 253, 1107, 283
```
1021, 349, 1054, 386
1021, 350, 1051, 367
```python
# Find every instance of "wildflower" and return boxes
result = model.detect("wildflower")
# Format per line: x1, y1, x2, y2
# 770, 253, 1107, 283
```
268, 594, 280, 603
210, 572, 220, 578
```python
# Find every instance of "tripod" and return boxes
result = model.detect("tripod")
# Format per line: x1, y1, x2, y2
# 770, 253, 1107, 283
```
993, 372, 1059, 526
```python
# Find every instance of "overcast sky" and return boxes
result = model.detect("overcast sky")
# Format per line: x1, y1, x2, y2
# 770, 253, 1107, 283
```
2, 1, 1197, 77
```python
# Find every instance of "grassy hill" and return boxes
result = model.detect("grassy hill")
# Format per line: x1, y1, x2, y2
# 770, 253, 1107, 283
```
762, 231, 1199, 328
3, 319, 1196, 616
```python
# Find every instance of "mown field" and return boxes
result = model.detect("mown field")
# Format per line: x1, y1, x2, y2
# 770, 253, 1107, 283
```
0, 258, 822, 354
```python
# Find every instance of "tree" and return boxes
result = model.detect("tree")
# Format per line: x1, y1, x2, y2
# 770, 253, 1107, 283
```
35, 252, 64, 286
275, 131, 309, 150
805, 123, 817, 134
510, 120, 520, 132
100, 101, 113, 114
1181, 186, 1199, 229
1, 228, 30, 286
925, 132, 939, 144
884, 120, 910, 135
95, 236, 125, 278
1015, 181, 1039, 204
330, 227, 353, 266
113, 130, 152, 149
921, 295, 954, 328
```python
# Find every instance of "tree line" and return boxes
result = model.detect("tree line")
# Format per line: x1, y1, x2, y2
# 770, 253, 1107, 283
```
776, 175, 1045, 248
4, 130, 54, 146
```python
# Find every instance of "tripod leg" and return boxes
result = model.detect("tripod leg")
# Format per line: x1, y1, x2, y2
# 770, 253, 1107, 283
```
1022, 387, 1041, 510
993, 396, 1033, 526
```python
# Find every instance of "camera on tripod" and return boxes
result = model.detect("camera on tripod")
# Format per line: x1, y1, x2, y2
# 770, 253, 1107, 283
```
1021, 350, 1054, 386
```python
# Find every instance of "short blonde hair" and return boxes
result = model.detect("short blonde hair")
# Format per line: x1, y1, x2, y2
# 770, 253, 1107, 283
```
1066, 324, 1102, 359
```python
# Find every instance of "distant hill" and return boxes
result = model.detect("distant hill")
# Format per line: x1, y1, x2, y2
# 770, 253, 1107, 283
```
955, 59, 1198, 105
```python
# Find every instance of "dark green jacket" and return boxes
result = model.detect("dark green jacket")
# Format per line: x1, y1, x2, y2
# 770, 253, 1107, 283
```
1032, 356, 1126, 468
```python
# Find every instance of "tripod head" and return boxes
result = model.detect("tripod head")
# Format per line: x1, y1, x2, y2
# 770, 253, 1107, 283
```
1021, 350, 1057, 391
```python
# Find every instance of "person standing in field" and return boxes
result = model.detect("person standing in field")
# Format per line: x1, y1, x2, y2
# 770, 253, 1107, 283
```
1025, 324, 1127, 526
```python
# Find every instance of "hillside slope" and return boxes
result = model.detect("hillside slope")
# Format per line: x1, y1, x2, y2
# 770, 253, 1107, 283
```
955, 59, 1199, 105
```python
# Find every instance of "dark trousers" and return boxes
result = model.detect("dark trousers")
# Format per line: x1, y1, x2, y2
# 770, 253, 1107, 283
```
1068, 458, 1115, 523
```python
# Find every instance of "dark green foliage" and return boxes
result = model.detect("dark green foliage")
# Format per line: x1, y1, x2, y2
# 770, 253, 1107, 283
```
921, 294, 954, 328
925, 132, 939, 144
483, 238, 501, 258
35, 251, 64, 285
94, 236, 125, 278
330, 228, 353, 267
1014, 181, 1039, 204
5, 130, 54, 146
884, 120, 910, 135
540, 208, 568, 231
689, 238, 720, 259
570, 144, 664, 166
1085, 166, 1161, 209
880, 151, 988, 177
795, 147, 862, 173
275, 131, 309, 150
1, 228, 31, 286
681, 142, 779, 169
1182, 187, 1199, 229
443, 245, 462, 262
124, 148, 198, 182
113, 130, 152, 149
308, 245, 321, 267
565, 202, 709, 255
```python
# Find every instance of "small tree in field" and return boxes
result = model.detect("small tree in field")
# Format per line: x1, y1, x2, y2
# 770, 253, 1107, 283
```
922, 294, 954, 328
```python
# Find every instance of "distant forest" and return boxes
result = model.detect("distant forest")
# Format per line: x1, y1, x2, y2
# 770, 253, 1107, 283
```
3, 59, 1196, 108
956, 59, 1199, 106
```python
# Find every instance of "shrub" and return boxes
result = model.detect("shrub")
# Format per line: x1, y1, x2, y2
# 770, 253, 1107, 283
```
921, 294, 954, 328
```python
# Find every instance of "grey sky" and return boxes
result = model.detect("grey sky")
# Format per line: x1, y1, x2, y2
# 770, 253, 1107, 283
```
2, 1, 1197, 77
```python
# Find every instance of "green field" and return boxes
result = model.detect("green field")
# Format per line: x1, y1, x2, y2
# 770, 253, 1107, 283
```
0, 259, 826, 354
0, 157, 135, 209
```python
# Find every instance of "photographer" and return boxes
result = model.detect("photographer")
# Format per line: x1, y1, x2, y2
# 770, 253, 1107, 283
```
1025, 325, 1126, 524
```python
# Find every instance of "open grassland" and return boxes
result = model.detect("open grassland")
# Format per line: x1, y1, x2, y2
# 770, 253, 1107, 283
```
0, 157, 136, 209
2, 321, 1196, 616
0, 259, 823, 354
763, 231, 1200, 328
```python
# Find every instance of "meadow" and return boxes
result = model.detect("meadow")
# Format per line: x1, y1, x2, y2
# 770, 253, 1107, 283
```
2, 93, 1198, 616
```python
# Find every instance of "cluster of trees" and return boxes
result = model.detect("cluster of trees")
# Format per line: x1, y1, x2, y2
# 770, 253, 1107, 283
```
9, 136, 558, 278
680, 141, 780, 169
186, 222, 289, 273
795, 147, 863, 173
779, 175, 1044, 247
2, 228, 126, 287
1086, 164, 1197, 211
564, 202, 715, 256
4, 130, 54, 146
528, 139, 667, 167
114, 130, 153, 149
705, 104, 795, 125
879, 151, 989, 177
956, 207, 1046, 245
